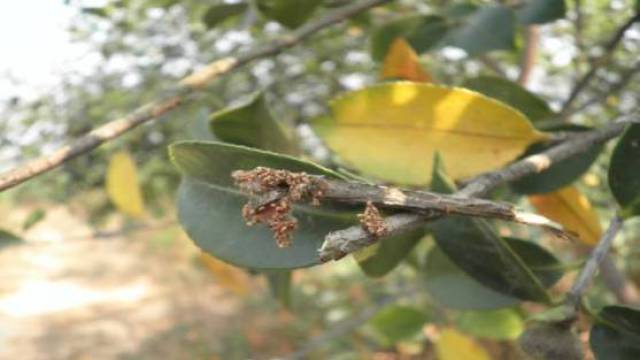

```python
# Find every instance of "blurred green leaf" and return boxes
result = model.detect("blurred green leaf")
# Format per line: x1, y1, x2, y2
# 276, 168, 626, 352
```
441, 5, 515, 56
170, 141, 354, 269
608, 124, 640, 218
355, 229, 424, 278
368, 305, 428, 344
256, 0, 323, 29
370, 16, 430, 61
590, 305, 640, 359
462, 76, 553, 122
81, 7, 111, 18
516, 0, 566, 25
202, 3, 248, 29
455, 308, 524, 340
0, 229, 22, 249
210, 92, 299, 155
511, 125, 603, 194
430, 154, 553, 302
265, 270, 292, 308
22, 208, 46, 231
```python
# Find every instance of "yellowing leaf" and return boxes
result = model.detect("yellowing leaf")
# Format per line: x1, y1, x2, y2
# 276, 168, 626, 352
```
435, 327, 491, 360
529, 185, 602, 245
312, 83, 548, 185
381, 37, 432, 82
106, 151, 145, 218
200, 253, 251, 295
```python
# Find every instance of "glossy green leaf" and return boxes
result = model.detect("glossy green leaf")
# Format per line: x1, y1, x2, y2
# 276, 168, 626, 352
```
406, 16, 450, 54
265, 270, 292, 308
441, 5, 515, 57
424, 238, 563, 309
430, 155, 554, 302
456, 309, 524, 340
609, 124, 640, 218
462, 76, 553, 122
368, 305, 428, 344
355, 229, 424, 278
210, 92, 298, 155
516, 0, 566, 25
590, 305, 640, 360
0, 229, 22, 249
255, 0, 322, 29
202, 3, 248, 29
512, 125, 603, 194
171, 141, 354, 269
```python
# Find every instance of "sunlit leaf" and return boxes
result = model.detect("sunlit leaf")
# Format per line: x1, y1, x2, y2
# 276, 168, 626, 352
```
590, 305, 640, 359
200, 252, 251, 295
456, 309, 524, 340
312, 82, 548, 186
435, 327, 491, 360
210, 92, 299, 155
462, 76, 553, 122
516, 0, 566, 25
511, 125, 603, 194
529, 185, 602, 245
441, 5, 515, 56
202, 3, 248, 29
368, 305, 428, 345
170, 141, 354, 269
355, 229, 424, 278
380, 38, 432, 82
106, 151, 145, 218
608, 124, 640, 218
22, 208, 46, 231
255, 0, 322, 29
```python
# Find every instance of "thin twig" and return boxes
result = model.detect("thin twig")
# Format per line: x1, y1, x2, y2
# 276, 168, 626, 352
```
559, 12, 640, 116
566, 215, 624, 310
0, 0, 391, 192
517, 26, 539, 86
318, 119, 632, 261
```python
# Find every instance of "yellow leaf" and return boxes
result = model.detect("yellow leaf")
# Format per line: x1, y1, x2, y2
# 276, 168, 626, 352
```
312, 83, 548, 185
106, 151, 145, 218
380, 38, 432, 82
529, 185, 602, 245
200, 252, 251, 295
435, 327, 491, 360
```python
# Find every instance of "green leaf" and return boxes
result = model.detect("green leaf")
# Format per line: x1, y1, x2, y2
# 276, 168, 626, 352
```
265, 270, 292, 308
203, 3, 248, 29
609, 124, 640, 218
590, 305, 640, 360
511, 125, 603, 194
423, 238, 563, 309
0, 229, 22, 249
370, 16, 431, 61
368, 305, 428, 344
441, 5, 515, 57
455, 309, 524, 340
516, 0, 566, 25
430, 155, 554, 302
255, 0, 323, 29
406, 16, 450, 54
355, 229, 424, 278
81, 7, 111, 18
22, 208, 46, 231
170, 141, 353, 269
462, 76, 553, 123
210, 92, 299, 155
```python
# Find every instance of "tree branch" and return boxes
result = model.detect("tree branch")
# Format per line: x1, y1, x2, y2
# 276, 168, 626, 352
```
319, 119, 632, 261
559, 11, 640, 116
0, 0, 391, 192
517, 26, 539, 86
566, 215, 624, 310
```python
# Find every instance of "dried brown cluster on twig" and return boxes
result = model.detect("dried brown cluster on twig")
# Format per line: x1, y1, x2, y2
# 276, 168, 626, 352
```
358, 201, 388, 237
232, 167, 327, 248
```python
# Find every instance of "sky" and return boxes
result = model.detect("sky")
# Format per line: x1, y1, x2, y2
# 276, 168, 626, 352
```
0, 1, 96, 101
